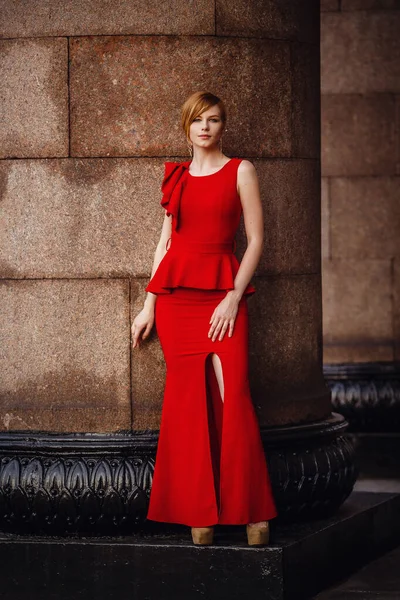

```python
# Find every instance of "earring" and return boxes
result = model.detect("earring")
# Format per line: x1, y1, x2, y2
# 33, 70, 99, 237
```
187, 140, 193, 157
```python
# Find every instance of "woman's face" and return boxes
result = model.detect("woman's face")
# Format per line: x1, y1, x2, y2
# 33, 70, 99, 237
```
188, 105, 224, 150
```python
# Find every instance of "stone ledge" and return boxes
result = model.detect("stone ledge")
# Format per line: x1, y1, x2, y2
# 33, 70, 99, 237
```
0, 492, 398, 600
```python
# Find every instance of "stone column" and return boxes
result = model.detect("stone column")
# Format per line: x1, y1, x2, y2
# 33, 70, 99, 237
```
0, 0, 356, 534
321, 3, 400, 469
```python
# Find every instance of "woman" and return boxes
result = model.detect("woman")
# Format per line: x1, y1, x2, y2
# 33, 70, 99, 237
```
131, 91, 278, 546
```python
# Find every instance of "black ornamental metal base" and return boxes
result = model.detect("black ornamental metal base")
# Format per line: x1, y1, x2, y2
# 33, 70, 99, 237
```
324, 362, 400, 479
0, 412, 357, 536
0, 491, 399, 600
324, 362, 400, 432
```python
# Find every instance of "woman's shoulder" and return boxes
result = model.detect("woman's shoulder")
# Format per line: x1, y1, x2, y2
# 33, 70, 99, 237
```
236, 158, 256, 172
236, 159, 257, 183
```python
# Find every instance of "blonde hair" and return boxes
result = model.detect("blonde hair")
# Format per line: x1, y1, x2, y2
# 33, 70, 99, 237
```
181, 91, 227, 142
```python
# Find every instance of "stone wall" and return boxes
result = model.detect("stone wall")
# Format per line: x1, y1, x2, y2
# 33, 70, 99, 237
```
321, 0, 400, 363
0, 1, 327, 433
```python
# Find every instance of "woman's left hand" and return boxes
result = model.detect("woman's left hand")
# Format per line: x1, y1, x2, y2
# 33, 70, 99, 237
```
208, 292, 241, 342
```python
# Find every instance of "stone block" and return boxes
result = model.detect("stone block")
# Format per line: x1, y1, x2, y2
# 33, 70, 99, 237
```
69, 36, 291, 158
393, 259, 400, 360
216, 0, 319, 43
321, 11, 400, 93
130, 279, 167, 431
0, 279, 131, 432
248, 275, 330, 427
130, 273, 330, 429
247, 159, 321, 275
323, 344, 394, 363
0, 0, 214, 37
321, 0, 340, 9
0, 156, 323, 279
291, 41, 321, 159
322, 258, 393, 363
321, 94, 396, 177
397, 95, 400, 176
330, 177, 400, 259
0, 38, 68, 158
0, 158, 167, 278
342, 0, 400, 9
131, 275, 326, 429
322, 178, 330, 259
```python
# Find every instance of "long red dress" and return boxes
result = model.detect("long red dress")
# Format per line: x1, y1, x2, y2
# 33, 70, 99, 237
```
145, 157, 278, 526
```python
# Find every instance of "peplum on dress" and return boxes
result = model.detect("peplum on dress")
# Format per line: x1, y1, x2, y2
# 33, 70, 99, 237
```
145, 157, 278, 526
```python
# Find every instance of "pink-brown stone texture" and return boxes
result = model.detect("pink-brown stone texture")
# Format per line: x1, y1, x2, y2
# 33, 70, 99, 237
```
291, 41, 321, 159
133, 274, 331, 429
394, 259, 400, 361
216, 0, 319, 43
321, 11, 400, 94
321, 6, 400, 363
69, 36, 292, 158
253, 159, 321, 274
130, 279, 168, 431
0, 0, 319, 42
323, 259, 393, 363
321, 178, 330, 259
1, 0, 327, 433
322, 94, 396, 177
0, 157, 322, 277
330, 177, 400, 259
0, 0, 214, 38
342, 0, 400, 9
321, 0, 340, 9
0, 279, 131, 432
0, 38, 68, 159
396, 96, 400, 175
249, 276, 330, 426
0, 158, 169, 278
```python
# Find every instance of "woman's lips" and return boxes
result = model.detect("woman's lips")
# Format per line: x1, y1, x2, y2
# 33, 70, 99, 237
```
199, 135, 210, 138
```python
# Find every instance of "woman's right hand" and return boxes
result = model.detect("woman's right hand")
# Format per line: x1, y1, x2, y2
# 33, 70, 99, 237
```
131, 306, 155, 348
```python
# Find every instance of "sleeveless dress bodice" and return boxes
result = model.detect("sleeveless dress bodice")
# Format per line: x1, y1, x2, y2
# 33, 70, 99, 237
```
145, 157, 256, 296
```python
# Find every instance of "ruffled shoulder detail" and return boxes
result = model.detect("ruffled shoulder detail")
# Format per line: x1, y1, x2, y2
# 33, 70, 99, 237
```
145, 249, 256, 297
160, 161, 191, 231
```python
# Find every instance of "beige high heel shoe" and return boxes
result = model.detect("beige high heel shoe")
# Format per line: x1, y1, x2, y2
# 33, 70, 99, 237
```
246, 521, 270, 546
191, 526, 214, 545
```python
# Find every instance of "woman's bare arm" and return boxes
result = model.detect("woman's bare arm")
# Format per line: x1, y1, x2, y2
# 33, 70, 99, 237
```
132, 212, 172, 348
207, 160, 264, 341
227, 159, 264, 302
143, 212, 172, 311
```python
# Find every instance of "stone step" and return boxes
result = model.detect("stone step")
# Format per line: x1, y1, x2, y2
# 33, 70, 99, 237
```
0, 491, 399, 600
